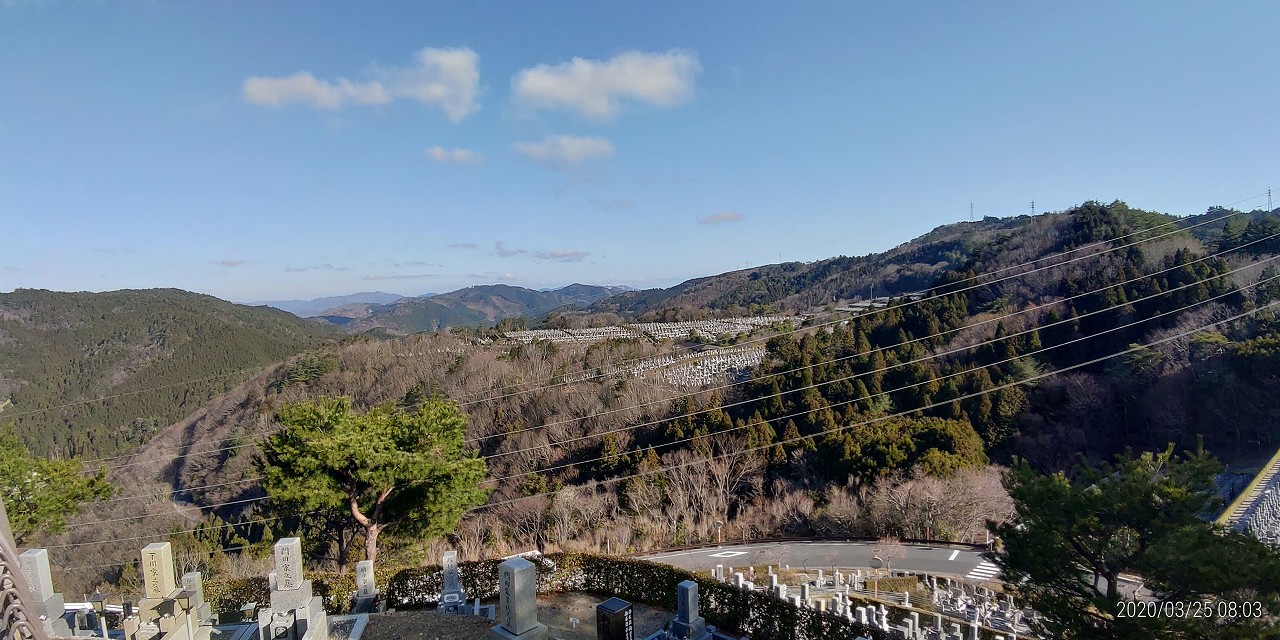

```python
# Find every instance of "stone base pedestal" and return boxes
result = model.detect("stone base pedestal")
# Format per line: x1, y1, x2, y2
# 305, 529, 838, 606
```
352, 595, 378, 614
672, 615, 708, 640
488, 621, 548, 640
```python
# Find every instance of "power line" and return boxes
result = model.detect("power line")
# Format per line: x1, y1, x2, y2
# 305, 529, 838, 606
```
63, 293, 1267, 552
466, 229, 1280, 452
470, 301, 1275, 512
64, 495, 268, 530
451, 203, 1262, 412
18, 193, 1272, 446
92, 223, 1280, 474
484, 268, 1278, 484
56, 266, 1277, 548
46, 513, 303, 550
61, 544, 260, 572
97, 477, 264, 505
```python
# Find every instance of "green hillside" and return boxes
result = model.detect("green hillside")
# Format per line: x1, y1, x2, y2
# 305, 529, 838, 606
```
0, 288, 338, 457
338, 283, 629, 334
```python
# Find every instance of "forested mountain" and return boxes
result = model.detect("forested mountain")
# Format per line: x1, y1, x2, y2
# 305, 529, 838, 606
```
589, 204, 1249, 320
251, 291, 407, 317
327, 283, 631, 334
0, 288, 338, 458
29, 201, 1280, 591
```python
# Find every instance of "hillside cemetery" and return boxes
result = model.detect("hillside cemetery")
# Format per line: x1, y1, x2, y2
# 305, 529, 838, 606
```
12, 534, 1040, 640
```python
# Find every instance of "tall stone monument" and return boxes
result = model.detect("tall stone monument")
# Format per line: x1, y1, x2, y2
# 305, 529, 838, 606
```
258, 537, 328, 640
670, 580, 712, 640
438, 550, 467, 614
489, 557, 547, 640
18, 548, 72, 638
135, 542, 213, 640
352, 560, 377, 614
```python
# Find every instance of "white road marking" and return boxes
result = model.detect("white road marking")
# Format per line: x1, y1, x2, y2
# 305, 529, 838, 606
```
708, 551, 748, 558
964, 561, 1001, 582
948, 550, 960, 561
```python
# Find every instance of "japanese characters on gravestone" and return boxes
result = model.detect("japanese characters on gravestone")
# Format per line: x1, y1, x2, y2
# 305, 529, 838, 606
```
351, 559, 378, 614
595, 597, 634, 640
18, 548, 72, 638
259, 537, 329, 640
438, 550, 466, 614
142, 542, 179, 598
489, 557, 547, 640
134, 542, 213, 640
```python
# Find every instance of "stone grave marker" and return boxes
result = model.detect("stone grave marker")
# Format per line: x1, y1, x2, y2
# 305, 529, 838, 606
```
439, 550, 467, 614
182, 571, 213, 623
672, 580, 708, 640
141, 542, 178, 598
490, 557, 547, 640
356, 560, 376, 597
595, 597, 633, 640
18, 549, 70, 637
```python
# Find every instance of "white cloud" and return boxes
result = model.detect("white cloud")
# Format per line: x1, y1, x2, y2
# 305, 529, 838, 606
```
381, 48, 480, 122
534, 249, 590, 262
513, 50, 701, 118
513, 135, 614, 167
363, 273, 436, 281
243, 73, 390, 110
425, 146, 484, 164
698, 211, 745, 225
494, 242, 527, 258
243, 47, 480, 121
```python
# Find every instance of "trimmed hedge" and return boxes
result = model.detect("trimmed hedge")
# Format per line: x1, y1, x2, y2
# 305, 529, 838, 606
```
204, 552, 1005, 640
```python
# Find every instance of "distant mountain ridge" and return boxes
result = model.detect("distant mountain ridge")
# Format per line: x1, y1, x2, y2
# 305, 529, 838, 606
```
326, 283, 631, 335
252, 291, 407, 317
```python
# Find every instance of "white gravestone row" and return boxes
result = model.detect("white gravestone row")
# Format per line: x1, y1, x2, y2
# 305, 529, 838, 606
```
1244, 486, 1280, 547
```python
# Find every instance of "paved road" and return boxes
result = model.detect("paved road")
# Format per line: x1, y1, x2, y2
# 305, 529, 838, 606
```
643, 541, 1001, 583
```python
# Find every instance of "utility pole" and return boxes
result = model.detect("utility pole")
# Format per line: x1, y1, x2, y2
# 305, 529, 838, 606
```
1269, 189, 1273, 213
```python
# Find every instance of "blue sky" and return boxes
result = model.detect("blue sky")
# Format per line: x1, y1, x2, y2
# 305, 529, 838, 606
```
2, 1, 1277, 302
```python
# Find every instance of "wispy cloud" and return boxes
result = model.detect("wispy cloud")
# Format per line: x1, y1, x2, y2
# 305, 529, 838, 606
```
533, 249, 590, 262
697, 211, 744, 225
392, 261, 440, 268
447, 242, 479, 249
2, 266, 20, 272
513, 135, 614, 168
243, 47, 480, 122
494, 241, 527, 258
363, 273, 436, 281
425, 146, 484, 164
590, 198, 632, 211
285, 263, 350, 272
512, 50, 701, 118
467, 271, 521, 281
214, 260, 245, 267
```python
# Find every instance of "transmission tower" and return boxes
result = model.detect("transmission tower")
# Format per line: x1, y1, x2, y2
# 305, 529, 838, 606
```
1030, 200, 1036, 216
